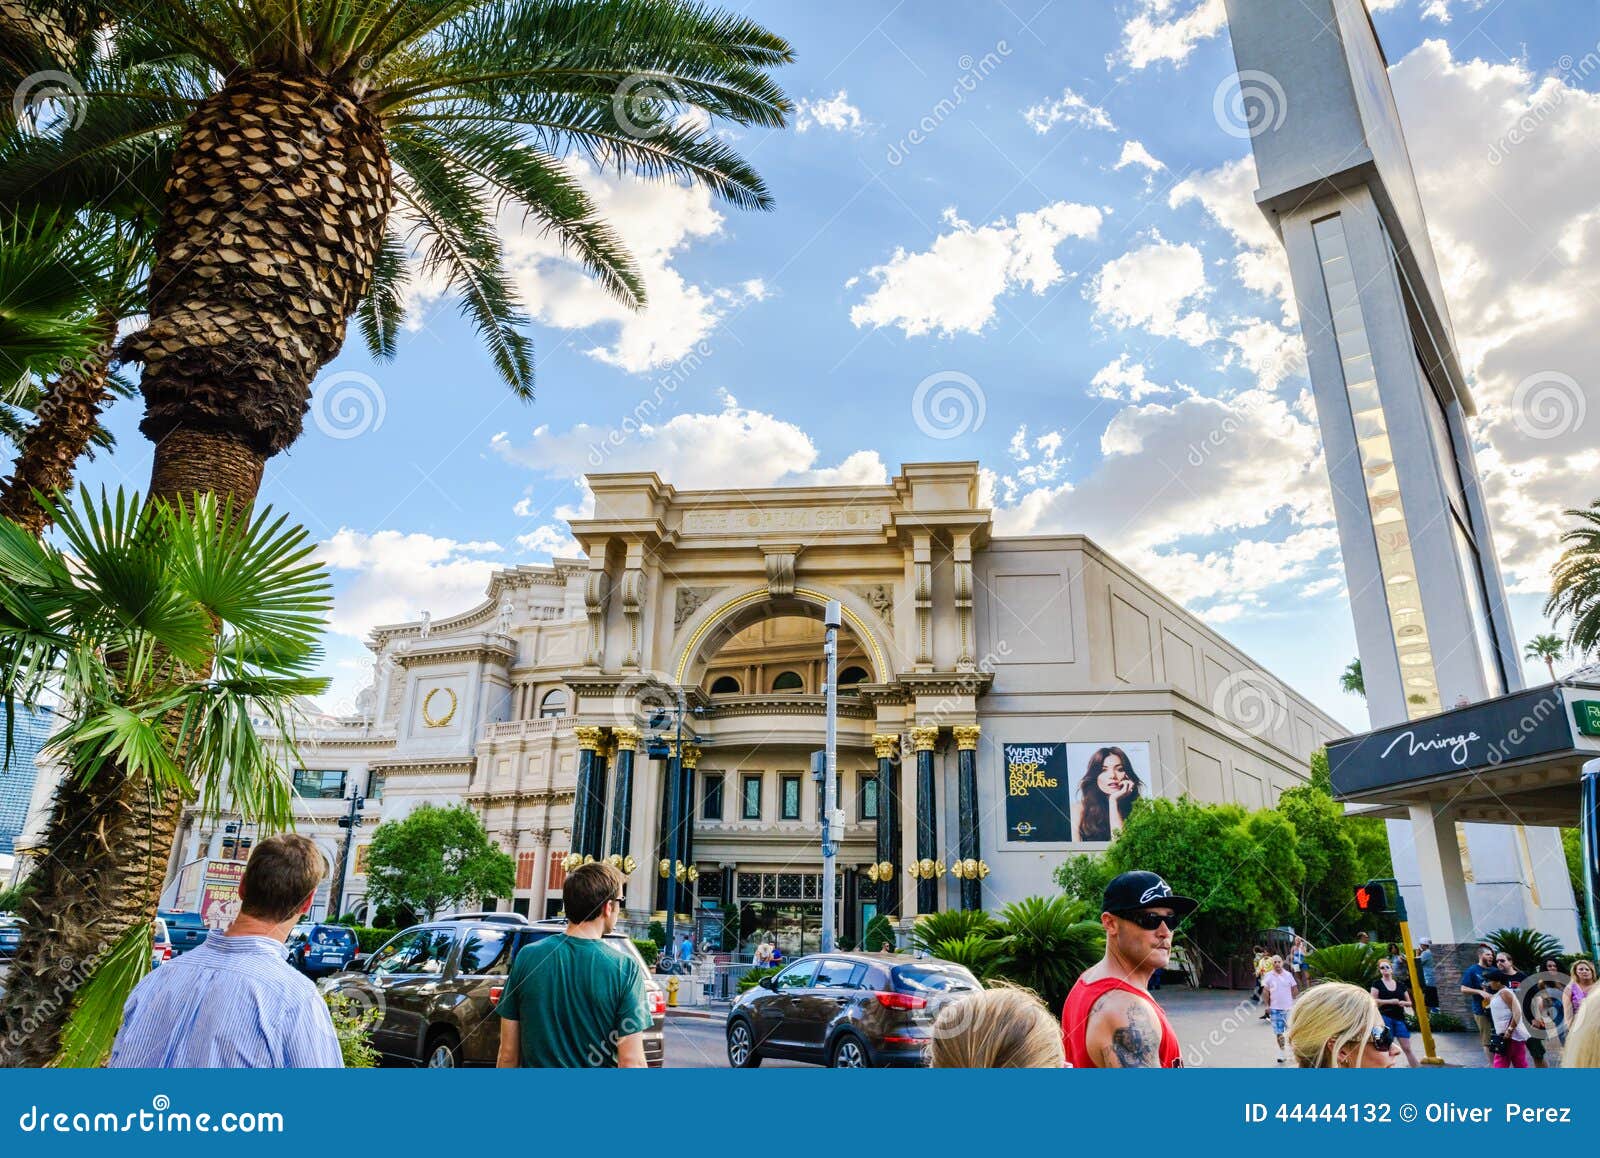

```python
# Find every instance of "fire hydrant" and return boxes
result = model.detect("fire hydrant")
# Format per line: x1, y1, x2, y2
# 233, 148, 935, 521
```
666, 976, 680, 1006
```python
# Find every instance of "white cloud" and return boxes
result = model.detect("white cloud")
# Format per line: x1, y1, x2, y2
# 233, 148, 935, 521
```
1089, 235, 1216, 345
1226, 318, 1305, 391
496, 160, 764, 373
1169, 157, 1295, 323
318, 530, 505, 641
1024, 87, 1116, 133
1115, 139, 1165, 172
515, 523, 582, 559
795, 90, 866, 133
1090, 355, 1174, 402
1420, 0, 1487, 21
849, 202, 1104, 337
1115, 0, 1402, 70
492, 394, 888, 492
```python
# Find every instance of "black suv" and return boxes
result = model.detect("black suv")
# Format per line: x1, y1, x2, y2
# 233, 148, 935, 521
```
323, 917, 666, 1067
727, 952, 980, 1068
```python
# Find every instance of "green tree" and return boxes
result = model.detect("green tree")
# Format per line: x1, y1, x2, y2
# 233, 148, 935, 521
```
1101, 796, 1305, 959
1276, 781, 1361, 944
1340, 658, 1365, 698
1053, 851, 1114, 907
1547, 501, 1600, 657
364, 804, 514, 920
1524, 633, 1566, 682
1562, 828, 1591, 947
0, 489, 331, 1065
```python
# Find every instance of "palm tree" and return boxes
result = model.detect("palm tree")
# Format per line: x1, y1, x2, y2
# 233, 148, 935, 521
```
0, 488, 331, 1065
53, 0, 790, 508
1524, 633, 1566, 682
1340, 658, 1364, 698
1548, 501, 1600, 658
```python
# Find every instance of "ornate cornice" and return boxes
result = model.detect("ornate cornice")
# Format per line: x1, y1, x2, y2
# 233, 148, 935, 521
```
367, 757, 475, 775
895, 670, 995, 698
853, 683, 910, 708
391, 636, 516, 668
464, 788, 578, 805
706, 694, 875, 721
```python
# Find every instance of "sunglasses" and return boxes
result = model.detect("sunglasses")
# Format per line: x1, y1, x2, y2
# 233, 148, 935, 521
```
1367, 1025, 1395, 1052
1118, 910, 1180, 931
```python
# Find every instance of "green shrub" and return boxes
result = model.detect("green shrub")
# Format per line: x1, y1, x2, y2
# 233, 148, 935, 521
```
325, 993, 379, 1067
633, 938, 662, 967
909, 909, 997, 954
1406, 1009, 1466, 1033
1307, 942, 1381, 988
992, 896, 1104, 1014
926, 932, 1004, 979
647, 920, 667, 952
350, 926, 402, 954
1486, 927, 1565, 970
0, 879, 34, 913
738, 966, 780, 993
863, 913, 896, 952
1053, 853, 1113, 909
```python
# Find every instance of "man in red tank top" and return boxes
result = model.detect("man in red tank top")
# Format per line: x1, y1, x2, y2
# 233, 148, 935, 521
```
1062, 871, 1197, 1068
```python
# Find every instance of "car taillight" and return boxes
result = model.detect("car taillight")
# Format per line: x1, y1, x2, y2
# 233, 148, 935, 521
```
874, 991, 926, 1010
489, 986, 504, 1003
651, 989, 666, 1016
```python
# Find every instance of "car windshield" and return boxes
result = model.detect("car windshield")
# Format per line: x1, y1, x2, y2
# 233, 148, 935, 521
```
891, 964, 981, 993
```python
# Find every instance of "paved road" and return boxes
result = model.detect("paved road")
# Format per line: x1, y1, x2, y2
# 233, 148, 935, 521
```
664, 1014, 811, 1069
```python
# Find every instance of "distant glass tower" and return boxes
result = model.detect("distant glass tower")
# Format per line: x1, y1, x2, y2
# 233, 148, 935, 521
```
0, 705, 55, 856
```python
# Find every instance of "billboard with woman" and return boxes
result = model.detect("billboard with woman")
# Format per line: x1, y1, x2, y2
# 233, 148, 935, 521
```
1070, 743, 1148, 843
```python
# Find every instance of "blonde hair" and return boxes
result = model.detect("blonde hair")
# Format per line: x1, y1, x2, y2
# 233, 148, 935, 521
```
1566, 996, 1600, 1068
1286, 982, 1380, 1068
929, 983, 1066, 1069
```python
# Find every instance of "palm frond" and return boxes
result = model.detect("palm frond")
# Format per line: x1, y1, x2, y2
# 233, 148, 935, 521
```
53, 920, 153, 1068
355, 229, 409, 360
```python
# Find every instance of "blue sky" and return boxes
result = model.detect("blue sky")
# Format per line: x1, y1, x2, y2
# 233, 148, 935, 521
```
71, 0, 1600, 730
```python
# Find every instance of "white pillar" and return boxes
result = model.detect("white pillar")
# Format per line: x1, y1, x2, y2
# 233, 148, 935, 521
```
1407, 804, 1473, 943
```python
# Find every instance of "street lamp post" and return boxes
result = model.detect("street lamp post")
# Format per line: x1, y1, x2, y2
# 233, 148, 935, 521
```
821, 600, 840, 954
329, 791, 364, 920
650, 694, 706, 966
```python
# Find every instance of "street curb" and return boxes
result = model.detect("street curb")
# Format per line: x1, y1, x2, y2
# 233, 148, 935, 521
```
665, 1007, 726, 1021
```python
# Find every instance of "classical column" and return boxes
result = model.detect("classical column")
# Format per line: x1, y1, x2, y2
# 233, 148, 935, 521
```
912, 725, 940, 914
953, 533, 975, 670
572, 726, 603, 859
912, 535, 933, 668
872, 733, 902, 917
953, 725, 982, 912
608, 727, 641, 864
678, 745, 702, 896
585, 740, 611, 858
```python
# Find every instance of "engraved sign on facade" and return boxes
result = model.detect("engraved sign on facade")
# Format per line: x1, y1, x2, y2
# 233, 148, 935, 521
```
681, 507, 890, 534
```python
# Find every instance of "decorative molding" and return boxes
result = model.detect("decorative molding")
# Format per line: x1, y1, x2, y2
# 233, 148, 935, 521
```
673, 585, 720, 629
421, 687, 458, 728
872, 733, 902, 760
707, 694, 875, 721
464, 789, 577, 806
367, 757, 475, 775
764, 546, 802, 598
392, 637, 516, 668
952, 724, 981, 751
583, 563, 610, 668
912, 534, 933, 667
613, 725, 643, 751
895, 670, 995, 698
953, 532, 974, 670
910, 726, 940, 752
574, 725, 605, 752
849, 583, 896, 629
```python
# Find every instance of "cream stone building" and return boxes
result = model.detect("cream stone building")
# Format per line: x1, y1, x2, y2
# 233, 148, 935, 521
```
168, 462, 1345, 954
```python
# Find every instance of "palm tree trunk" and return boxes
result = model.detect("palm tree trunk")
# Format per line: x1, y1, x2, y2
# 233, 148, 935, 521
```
0, 767, 179, 1066
1547, 657, 1557, 681
0, 305, 119, 535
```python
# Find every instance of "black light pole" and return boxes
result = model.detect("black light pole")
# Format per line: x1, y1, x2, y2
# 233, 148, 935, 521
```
664, 700, 684, 960
330, 790, 364, 919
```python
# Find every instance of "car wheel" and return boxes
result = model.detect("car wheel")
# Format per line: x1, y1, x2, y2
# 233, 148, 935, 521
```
829, 1033, 869, 1069
423, 1030, 461, 1069
726, 1018, 763, 1068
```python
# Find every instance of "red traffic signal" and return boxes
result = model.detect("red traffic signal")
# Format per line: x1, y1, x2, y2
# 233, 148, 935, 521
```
1354, 882, 1388, 913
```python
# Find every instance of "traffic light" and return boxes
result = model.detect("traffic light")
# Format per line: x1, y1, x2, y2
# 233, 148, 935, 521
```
1354, 881, 1388, 913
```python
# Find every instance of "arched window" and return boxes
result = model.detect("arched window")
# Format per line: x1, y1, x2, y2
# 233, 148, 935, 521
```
771, 671, 804, 692
838, 666, 869, 687
539, 688, 569, 718
710, 675, 741, 695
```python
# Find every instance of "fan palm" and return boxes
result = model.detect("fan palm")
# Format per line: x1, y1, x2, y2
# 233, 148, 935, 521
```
14, 0, 792, 508
0, 488, 331, 1065
1524, 633, 1566, 682
1547, 502, 1600, 658
909, 907, 997, 954
992, 895, 1105, 1014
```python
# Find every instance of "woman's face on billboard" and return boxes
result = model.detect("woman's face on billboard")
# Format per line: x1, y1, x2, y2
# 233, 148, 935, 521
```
1097, 752, 1129, 795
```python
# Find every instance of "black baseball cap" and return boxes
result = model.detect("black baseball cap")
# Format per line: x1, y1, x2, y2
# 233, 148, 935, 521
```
1102, 871, 1198, 918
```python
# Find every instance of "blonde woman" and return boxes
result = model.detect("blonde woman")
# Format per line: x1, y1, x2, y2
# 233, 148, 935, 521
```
930, 984, 1068, 1068
1565, 991, 1600, 1068
1285, 981, 1403, 1068
1566, 958, 1596, 1028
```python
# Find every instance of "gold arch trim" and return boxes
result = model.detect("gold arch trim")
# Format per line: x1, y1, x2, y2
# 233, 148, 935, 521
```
673, 586, 888, 687
421, 686, 458, 728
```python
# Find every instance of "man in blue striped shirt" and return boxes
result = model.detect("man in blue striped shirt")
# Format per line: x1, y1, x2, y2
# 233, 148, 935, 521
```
110, 833, 343, 1068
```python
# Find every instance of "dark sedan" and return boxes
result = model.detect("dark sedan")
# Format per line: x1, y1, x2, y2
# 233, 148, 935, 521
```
726, 952, 981, 1068
0, 915, 22, 962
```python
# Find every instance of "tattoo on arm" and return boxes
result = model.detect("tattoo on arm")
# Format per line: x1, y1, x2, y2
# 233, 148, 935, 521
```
1102, 1001, 1161, 1068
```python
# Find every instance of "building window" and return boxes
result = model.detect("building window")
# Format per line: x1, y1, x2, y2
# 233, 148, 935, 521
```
702, 773, 725, 820
710, 675, 741, 694
292, 768, 346, 799
838, 666, 869, 687
772, 670, 804, 692
367, 771, 385, 801
741, 775, 762, 820
859, 773, 879, 821
780, 773, 802, 820
539, 689, 569, 718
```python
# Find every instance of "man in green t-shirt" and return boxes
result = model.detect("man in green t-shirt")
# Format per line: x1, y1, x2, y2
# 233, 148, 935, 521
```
495, 861, 652, 1068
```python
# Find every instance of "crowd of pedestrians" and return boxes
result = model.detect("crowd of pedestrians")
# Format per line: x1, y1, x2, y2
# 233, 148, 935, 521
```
105, 837, 1600, 1072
